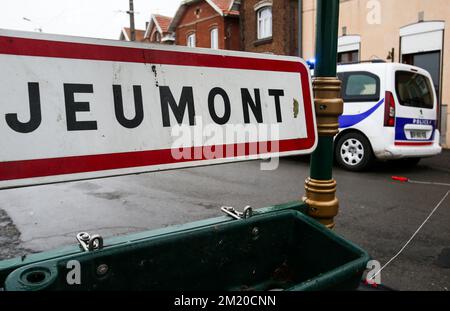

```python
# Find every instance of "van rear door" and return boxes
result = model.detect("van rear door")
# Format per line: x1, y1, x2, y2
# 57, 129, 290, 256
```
393, 69, 437, 146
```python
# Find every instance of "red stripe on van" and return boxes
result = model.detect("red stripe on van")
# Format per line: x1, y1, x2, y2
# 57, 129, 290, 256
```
394, 142, 433, 146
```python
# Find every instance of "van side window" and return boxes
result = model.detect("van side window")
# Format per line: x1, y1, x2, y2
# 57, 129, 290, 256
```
339, 71, 380, 102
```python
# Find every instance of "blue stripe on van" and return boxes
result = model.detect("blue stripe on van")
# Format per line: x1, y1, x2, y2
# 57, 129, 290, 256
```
338, 98, 385, 129
395, 117, 436, 141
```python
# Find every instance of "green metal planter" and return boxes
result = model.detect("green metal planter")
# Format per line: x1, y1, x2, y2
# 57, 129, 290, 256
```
0, 202, 369, 291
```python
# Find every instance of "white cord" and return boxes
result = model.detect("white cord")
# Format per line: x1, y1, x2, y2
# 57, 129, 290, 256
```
409, 180, 450, 187
370, 190, 450, 280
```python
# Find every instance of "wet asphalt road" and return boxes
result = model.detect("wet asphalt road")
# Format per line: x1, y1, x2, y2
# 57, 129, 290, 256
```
0, 151, 449, 291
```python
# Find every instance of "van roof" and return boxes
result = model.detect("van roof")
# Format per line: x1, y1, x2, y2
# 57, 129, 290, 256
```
310, 61, 432, 80
336, 62, 430, 76
338, 59, 387, 66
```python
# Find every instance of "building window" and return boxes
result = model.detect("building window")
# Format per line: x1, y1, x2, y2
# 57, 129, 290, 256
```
153, 32, 161, 42
338, 50, 359, 64
338, 35, 361, 63
210, 28, 218, 49
187, 33, 196, 47
257, 6, 272, 40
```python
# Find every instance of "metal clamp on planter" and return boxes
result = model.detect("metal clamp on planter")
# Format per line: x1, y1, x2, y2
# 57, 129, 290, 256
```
76, 232, 104, 252
220, 206, 253, 220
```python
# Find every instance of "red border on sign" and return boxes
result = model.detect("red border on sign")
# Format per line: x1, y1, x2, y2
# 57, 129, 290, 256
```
0, 35, 315, 182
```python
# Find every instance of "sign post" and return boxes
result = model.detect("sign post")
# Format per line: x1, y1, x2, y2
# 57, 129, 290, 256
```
0, 29, 316, 189
303, 0, 343, 229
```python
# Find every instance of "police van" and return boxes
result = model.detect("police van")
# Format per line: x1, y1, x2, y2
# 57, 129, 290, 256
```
329, 60, 442, 171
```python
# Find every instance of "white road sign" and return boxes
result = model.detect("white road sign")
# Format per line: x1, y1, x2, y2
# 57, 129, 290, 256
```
0, 29, 316, 189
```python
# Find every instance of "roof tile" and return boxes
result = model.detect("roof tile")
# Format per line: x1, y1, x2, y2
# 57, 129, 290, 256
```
123, 27, 147, 42
153, 14, 173, 33
210, 0, 234, 12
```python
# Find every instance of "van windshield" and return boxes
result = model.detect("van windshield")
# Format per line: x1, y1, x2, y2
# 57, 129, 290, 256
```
395, 71, 434, 109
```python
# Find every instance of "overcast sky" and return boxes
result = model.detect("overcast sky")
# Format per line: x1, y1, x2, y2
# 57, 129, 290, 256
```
0, 0, 180, 39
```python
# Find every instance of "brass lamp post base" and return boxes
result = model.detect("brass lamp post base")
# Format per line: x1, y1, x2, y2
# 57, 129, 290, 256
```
313, 77, 343, 137
303, 177, 339, 229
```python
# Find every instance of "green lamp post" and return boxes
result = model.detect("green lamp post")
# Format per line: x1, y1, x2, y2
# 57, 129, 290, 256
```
303, 0, 344, 229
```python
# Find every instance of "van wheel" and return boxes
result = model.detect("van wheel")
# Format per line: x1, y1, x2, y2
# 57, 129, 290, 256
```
335, 133, 374, 171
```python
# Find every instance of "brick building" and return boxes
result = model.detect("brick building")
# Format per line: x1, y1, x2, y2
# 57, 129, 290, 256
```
144, 14, 175, 44
240, 0, 299, 56
168, 0, 241, 50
